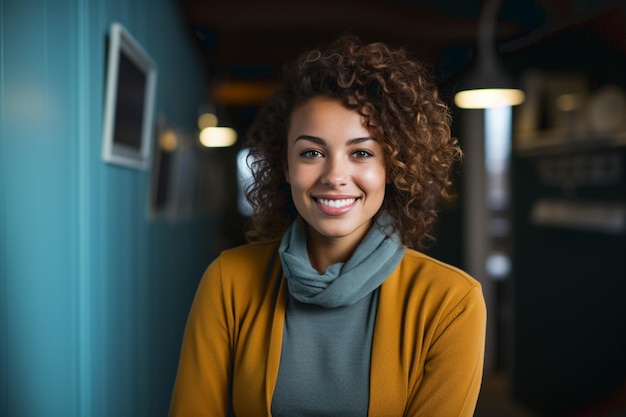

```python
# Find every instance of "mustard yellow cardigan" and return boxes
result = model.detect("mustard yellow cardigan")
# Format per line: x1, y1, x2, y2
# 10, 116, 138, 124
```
169, 240, 486, 417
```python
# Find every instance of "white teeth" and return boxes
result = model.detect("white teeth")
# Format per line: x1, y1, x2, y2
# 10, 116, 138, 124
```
317, 198, 356, 208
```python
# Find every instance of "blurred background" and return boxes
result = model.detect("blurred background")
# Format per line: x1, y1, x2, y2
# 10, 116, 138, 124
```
1, 0, 625, 416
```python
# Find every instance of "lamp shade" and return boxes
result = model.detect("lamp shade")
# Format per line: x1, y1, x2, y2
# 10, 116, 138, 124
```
454, 0, 525, 109
454, 58, 525, 109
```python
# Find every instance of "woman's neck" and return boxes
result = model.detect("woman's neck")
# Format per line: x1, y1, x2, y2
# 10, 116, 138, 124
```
306, 226, 369, 273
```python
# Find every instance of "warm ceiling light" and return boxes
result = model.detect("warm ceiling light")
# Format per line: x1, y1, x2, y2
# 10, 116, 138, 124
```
454, 0, 525, 109
159, 128, 178, 152
198, 112, 218, 129
455, 88, 525, 109
199, 126, 237, 147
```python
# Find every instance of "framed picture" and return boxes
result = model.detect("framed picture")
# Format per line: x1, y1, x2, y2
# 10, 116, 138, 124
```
102, 22, 158, 170
149, 118, 200, 222
149, 117, 177, 219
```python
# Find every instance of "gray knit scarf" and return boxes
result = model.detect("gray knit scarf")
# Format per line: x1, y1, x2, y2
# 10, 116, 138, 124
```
278, 214, 406, 308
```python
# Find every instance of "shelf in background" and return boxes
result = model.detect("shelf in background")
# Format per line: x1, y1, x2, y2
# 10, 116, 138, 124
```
514, 129, 626, 157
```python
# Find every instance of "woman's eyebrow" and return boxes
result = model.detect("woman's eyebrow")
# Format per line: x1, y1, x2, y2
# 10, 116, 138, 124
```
346, 137, 375, 145
295, 135, 325, 145
294, 135, 374, 145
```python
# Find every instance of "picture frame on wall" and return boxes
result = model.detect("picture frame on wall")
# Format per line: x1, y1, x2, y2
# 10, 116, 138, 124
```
102, 22, 158, 170
149, 118, 199, 222
149, 117, 177, 219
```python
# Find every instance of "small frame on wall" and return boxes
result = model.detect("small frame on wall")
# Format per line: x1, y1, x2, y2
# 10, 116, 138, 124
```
149, 117, 179, 219
149, 117, 200, 222
102, 22, 158, 170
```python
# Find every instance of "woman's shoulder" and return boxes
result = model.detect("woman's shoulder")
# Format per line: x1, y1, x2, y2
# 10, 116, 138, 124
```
395, 248, 482, 293
219, 239, 282, 263
381, 248, 485, 323
206, 239, 282, 282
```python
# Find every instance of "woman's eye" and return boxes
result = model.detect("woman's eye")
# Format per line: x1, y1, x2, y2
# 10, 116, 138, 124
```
353, 150, 374, 159
300, 149, 322, 159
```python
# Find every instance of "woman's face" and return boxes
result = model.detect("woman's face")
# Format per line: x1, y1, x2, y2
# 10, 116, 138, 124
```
285, 96, 387, 248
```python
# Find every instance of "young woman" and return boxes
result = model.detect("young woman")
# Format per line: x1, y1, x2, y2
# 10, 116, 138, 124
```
169, 35, 486, 417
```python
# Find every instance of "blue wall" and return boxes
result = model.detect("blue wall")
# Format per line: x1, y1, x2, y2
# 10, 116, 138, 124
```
1, 0, 216, 416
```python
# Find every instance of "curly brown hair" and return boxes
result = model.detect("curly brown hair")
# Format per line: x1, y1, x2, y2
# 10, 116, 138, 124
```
244, 34, 461, 249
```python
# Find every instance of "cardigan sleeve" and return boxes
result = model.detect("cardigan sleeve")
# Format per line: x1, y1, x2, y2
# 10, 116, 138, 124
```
404, 285, 487, 417
169, 257, 233, 417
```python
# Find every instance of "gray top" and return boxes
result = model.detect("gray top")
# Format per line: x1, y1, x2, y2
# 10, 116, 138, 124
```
271, 289, 379, 417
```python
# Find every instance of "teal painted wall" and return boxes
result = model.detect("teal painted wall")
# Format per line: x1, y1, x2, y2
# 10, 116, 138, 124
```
1, 0, 216, 416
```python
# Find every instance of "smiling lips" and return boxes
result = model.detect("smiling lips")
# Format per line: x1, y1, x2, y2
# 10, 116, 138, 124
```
314, 197, 358, 215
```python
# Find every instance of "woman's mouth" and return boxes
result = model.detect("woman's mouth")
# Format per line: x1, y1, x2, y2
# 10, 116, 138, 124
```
316, 198, 356, 208
313, 197, 359, 215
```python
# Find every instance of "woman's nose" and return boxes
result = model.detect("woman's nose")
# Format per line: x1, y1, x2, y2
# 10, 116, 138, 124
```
321, 157, 348, 186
